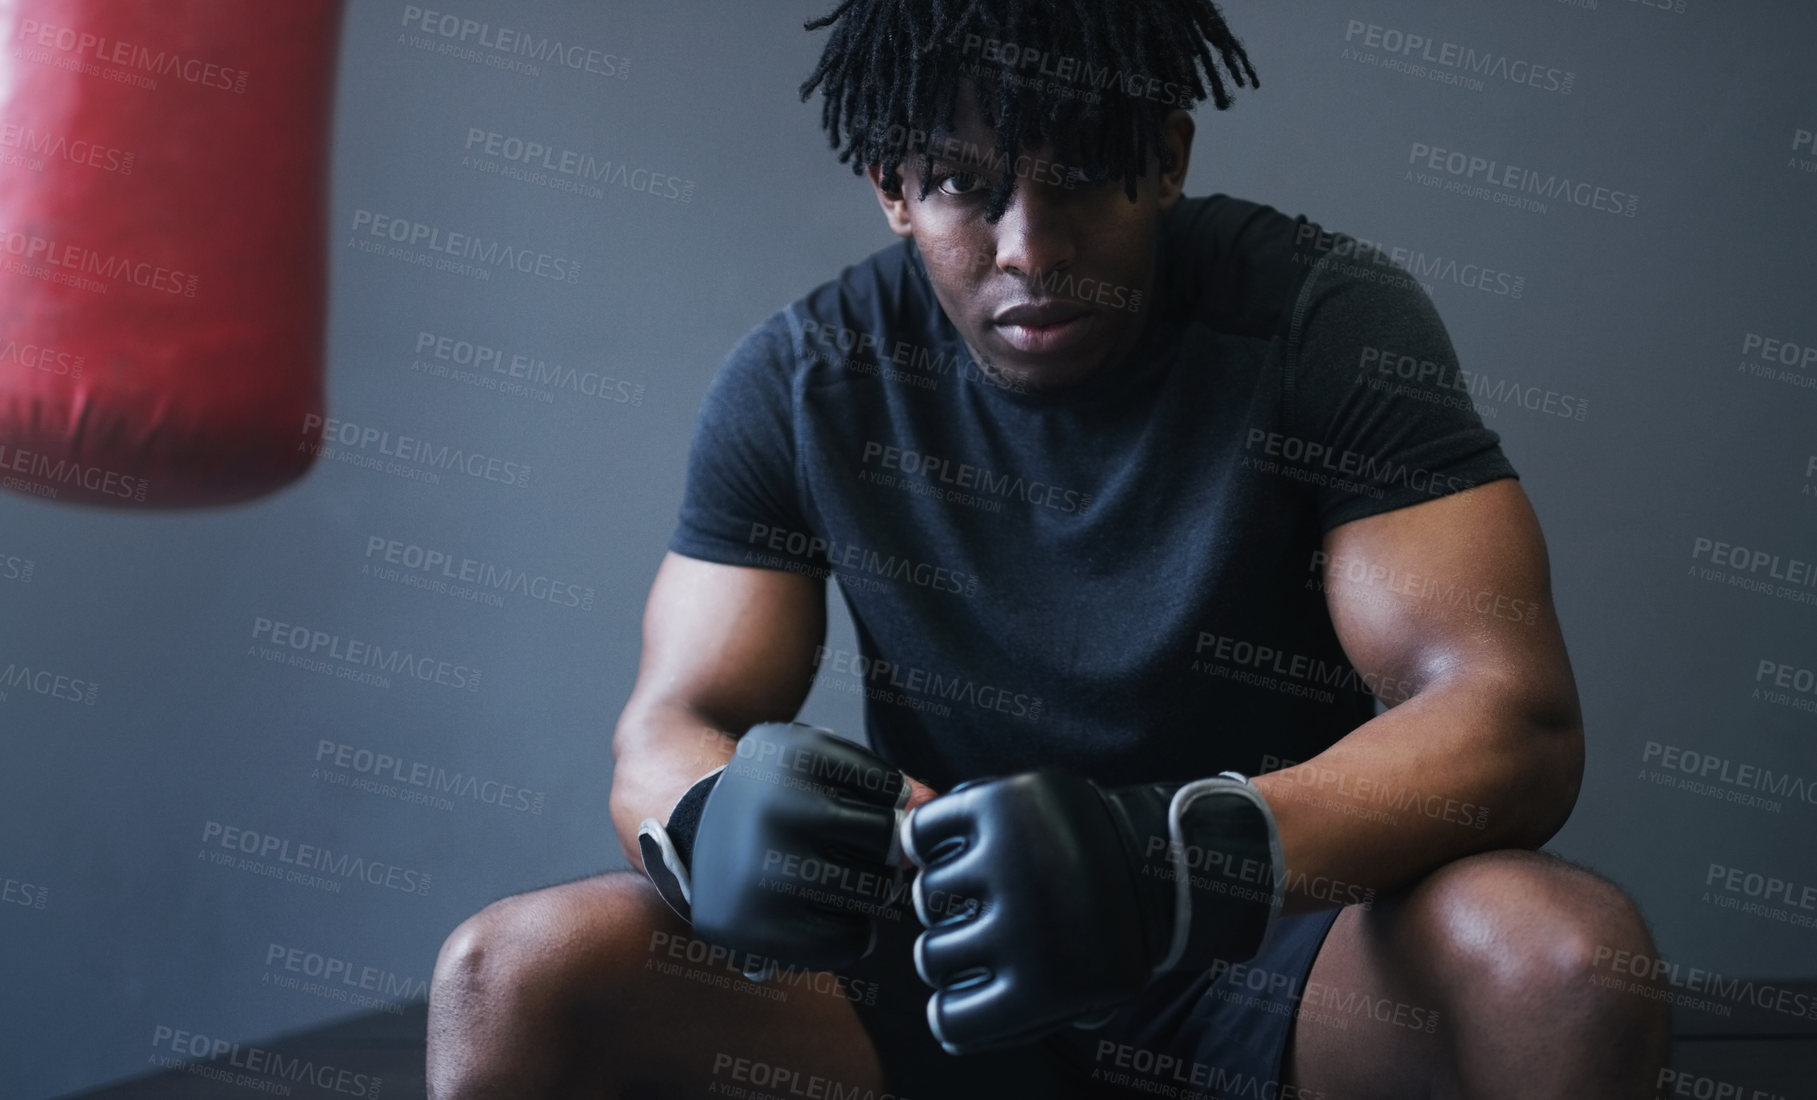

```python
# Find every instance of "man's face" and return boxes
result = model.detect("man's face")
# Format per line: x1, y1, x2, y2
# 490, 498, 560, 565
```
867, 94, 1194, 393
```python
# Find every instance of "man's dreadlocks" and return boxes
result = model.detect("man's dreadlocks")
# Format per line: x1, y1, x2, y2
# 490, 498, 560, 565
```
799, 0, 1258, 221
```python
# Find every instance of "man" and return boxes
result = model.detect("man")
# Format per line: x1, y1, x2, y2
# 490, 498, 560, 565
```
427, 2, 1672, 1097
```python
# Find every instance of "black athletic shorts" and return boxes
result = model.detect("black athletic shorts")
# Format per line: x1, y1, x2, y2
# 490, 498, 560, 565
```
846, 905, 1344, 1099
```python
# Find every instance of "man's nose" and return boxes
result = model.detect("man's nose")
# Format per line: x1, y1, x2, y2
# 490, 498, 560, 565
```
989, 186, 1078, 280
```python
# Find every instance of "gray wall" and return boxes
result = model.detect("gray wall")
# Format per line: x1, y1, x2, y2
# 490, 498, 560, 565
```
2, 0, 1814, 1095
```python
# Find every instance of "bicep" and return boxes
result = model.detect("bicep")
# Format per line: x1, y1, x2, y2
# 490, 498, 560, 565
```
1319, 478, 1577, 723
623, 551, 827, 735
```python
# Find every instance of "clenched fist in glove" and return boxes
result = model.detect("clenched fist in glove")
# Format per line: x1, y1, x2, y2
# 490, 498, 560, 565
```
639, 721, 913, 973
900, 769, 1284, 1053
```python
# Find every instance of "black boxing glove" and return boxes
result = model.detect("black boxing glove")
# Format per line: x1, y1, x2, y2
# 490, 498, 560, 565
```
900, 769, 1283, 1054
641, 722, 911, 973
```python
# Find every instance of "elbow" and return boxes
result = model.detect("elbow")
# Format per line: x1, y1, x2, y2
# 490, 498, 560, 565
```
1507, 705, 1584, 850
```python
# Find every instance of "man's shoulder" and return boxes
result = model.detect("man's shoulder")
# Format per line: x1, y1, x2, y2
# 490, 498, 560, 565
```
1163, 193, 1336, 342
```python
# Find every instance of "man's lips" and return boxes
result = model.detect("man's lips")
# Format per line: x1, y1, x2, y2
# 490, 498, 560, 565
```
994, 300, 1089, 327
992, 302, 1095, 356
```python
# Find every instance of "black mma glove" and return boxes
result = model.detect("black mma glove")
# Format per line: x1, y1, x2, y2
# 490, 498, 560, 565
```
638, 721, 911, 973
900, 769, 1284, 1054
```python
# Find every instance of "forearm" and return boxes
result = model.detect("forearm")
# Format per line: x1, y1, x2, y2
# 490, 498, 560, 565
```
608, 703, 739, 871
1250, 671, 1583, 913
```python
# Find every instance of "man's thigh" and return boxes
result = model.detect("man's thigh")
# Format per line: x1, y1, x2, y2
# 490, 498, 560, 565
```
1282, 901, 1444, 1100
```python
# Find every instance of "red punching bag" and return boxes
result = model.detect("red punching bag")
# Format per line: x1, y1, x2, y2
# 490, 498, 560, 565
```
0, 0, 343, 508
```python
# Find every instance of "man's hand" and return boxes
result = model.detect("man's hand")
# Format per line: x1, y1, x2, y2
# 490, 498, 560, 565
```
903, 774, 940, 815
674, 722, 915, 972
900, 770, 1282, 1053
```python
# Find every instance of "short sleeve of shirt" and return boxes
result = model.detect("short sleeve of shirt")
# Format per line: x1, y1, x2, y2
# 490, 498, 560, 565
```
1286, 248, 1519, 533
668, 312, 822, 568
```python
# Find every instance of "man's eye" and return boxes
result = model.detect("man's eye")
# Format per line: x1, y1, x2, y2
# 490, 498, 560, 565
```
936, 172, 985, 196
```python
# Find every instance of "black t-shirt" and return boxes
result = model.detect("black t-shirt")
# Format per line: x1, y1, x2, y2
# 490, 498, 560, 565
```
669, 194, 1517, 791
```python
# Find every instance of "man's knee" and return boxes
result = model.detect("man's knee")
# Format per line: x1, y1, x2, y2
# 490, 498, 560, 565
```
432, 871, 669, 1014
1401, 850, 1661, 1017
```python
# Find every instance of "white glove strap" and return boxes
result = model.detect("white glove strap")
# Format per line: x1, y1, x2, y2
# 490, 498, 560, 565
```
1154, 771, 1286, 974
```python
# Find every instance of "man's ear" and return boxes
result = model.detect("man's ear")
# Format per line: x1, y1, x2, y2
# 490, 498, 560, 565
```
1155, 110, 1195, 213
866, 163, 915, 239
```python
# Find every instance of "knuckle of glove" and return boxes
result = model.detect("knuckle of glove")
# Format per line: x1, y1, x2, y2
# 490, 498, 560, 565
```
913, 770, 1152, 1045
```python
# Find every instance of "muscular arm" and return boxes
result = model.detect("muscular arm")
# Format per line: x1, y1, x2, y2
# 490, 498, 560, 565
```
1250, 478, 1585, 911
609, 552, 938, 872
609, 553, 829, 871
